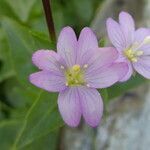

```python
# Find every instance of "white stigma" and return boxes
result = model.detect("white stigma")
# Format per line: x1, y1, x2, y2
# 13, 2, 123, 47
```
65, 82, 68, 86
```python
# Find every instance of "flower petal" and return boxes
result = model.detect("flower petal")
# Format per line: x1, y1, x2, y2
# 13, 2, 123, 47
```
77, 27, 98, 64
119, 61, 133, 82
32, 50, 65, 72
106, 18, 126, 51
133, 56, 150, 79
119, 11, 135, 46
85, 47, 118, 74
58, 87, 81, 127
78, 87, 103, 127
86, 63, 128, 88
134, 28, 150, 43
134, 28, 150, 55
57, 27, 78, 67
29, 71, 66, 92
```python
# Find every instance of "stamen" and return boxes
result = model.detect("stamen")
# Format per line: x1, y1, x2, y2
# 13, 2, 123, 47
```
136, 51, 144, 56
143, 36, 150, 44
83, 64, 88, 68
65, 64, 85, 86
133, 36, 150, 51
72, 65, 80, 72
131, 58, 137, 62
60, 65, 65, 69
86, 84, 90, 87
124, 49, 143, 63
75, 80, 79, 83
65, 82, 68, 86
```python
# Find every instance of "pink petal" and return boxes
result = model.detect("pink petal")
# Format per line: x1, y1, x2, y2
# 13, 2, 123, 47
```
57, 27, 78, 67
29, 71, 66, 92
119, 11, 135, 47
77, 27, 98, 64
134, 28, 150, 43
86, 63, 128, 88
78, 87, 103, 127
106, 18, 126, 51
133, 56, 150, 79
119, 61, 133, 82
85, 47, 118, 74
58, 87, 81, 127
32, 50, 65, 72
134, 28, 150, 55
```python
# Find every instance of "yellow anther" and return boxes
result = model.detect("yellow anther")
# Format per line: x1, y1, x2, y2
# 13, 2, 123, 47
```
143, 36, 150, 44
136, 51, 144, 56
75, 80, 79, 83
72, 65, 80, 72
131, 58, 138, 62
124, 49, 143, 63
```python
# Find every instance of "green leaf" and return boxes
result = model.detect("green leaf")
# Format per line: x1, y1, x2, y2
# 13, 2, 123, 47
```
72, 0, 93, 22
99, 88, 108, 103
4, 78, 35, 109
0, 28, 15, 82
2, 17, 63, 149
2, 17, 52, 89
0, 120, 22, 150
0, 0, 18, 20
5, 0, 37, 22
0, 119, 59, 150
12, 91, 63, 149
107, 74, 146, 99
22, 130, 60, 150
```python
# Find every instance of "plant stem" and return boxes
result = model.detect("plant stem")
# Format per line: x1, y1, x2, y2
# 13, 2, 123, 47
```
42, 0, 56, 42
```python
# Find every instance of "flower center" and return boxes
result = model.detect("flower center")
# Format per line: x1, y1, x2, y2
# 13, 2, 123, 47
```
65, 64, 85, 86
124, 36, 150, 62
124, 49, 143, 62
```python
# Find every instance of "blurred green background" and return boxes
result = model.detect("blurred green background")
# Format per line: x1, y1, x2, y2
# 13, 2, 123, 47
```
0, 0, 146, 149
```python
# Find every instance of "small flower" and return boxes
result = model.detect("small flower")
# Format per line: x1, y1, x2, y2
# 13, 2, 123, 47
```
106, 11, 150, 81
29, 27, 128, 127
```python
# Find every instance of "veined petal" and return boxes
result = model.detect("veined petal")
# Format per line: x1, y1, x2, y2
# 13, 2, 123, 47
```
119, 11, 135, 46
133, 56, 150, 79
57, 27, 78, 67
29, 71, 66, 92
77, 27, 98, 64
134, 28, 150, 43
106, 18, 126, 51
119, 61, 133, 82
134, 28, 150, 55
58, 87, 81, 127
85, 47, 118, 74
78, 87, 103, 127
32, 50, 65, 72
86, 63, 128, 88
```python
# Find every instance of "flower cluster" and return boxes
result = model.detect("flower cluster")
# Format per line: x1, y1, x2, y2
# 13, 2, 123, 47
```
29, 12, 150, 127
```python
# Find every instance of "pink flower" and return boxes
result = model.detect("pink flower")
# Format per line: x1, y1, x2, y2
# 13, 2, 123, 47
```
29, 27, 128, 127
107, 11, 150, 81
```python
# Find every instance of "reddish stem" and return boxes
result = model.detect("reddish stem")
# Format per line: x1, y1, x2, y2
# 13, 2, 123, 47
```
42, 0, 56, 42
